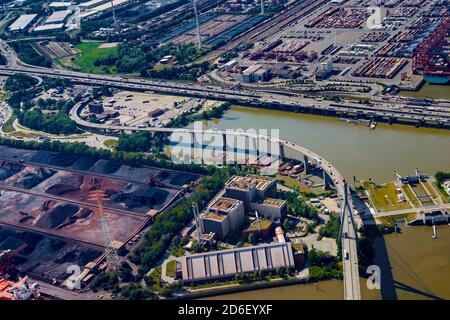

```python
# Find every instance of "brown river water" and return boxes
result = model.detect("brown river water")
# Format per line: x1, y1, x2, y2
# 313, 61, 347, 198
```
194, 106, 450, 300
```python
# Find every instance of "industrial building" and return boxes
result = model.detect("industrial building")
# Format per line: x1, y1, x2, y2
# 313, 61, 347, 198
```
249, 198, 287, 221
9, 14, 38, 32
225, 175, 277, 211
33, 23, 65, 33
242, 65, 267, 83
201, 197, 245, 240
178, 242, 295, 282
48, 2, 73, 9
44, 9, 72, 24
79, 0, 129, 20
79, 0, 110, 10
88, 102, 104, 114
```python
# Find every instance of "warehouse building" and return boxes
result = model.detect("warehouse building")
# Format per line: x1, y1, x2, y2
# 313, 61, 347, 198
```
9, 14, 38, 32
79, 0, 110, 10
178, 242, 295, 282
44, 9, 72, 24
48, 2, 72, 9
33, 23, 65, 33
201, 197, 245, 240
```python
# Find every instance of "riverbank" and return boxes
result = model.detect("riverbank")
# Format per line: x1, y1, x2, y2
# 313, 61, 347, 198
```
196, 106, 450, 182
400, 83, 450, 100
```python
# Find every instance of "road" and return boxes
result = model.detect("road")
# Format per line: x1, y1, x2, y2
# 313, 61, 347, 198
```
0, 64, 449, 127
363, 203, 450, 218
30, 277, 109, 300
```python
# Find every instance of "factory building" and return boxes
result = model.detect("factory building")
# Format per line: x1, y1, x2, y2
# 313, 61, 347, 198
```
201, 197, 245, 240
250, 198, 287, 221
178, 242, 295, 282
242, 65, 263, 83
9, 14, 38, 32
225, 175, 277, 211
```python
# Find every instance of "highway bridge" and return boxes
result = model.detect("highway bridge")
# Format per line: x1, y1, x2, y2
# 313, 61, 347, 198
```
68, 101, 362, 300
0, 65, 449, 128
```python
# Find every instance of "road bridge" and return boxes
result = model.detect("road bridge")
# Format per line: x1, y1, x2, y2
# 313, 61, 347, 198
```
69, 102, 362, 300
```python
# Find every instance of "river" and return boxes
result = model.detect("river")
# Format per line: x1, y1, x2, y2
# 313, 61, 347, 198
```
195, 106, 450, 300
193, 106, 450, 183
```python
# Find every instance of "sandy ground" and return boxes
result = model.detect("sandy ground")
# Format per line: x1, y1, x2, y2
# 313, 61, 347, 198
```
98, 42, 119, 48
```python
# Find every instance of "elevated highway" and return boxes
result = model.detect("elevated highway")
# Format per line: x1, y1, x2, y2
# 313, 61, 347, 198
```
0, 65, 449, 128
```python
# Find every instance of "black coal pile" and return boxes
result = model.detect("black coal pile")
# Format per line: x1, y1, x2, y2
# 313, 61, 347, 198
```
31, 151, 78, 167
35, 203, 80, 229
0, 162, 24, 181
13, 167, 56, 189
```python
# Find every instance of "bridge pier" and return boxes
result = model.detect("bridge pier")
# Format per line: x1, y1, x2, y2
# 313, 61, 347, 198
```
388, 116, 396, 125
323, 170, 332, 190
303, 155, 310, 174
278, 143, 285, 161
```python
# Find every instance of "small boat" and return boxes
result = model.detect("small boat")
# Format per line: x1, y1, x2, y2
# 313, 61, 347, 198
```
370, 122, 377, 130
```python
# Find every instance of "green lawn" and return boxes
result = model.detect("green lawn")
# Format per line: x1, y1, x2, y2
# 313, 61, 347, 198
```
71, 42, 118, 74
434, 182, 450, 204
377, 212, 417, 225
165, 260, 176, 278
363, 181, 411, 212
148, 267, 164, 293
103, 139, 118, 149
1, 115, 16, 133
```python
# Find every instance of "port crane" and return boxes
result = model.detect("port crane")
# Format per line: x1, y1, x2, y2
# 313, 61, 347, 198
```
0, 244, 27, 278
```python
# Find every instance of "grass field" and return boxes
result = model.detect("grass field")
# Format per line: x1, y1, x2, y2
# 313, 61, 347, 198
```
402, 184, 421, 207
62, 42, 118, 74
434, 182, 450, 204
165, 260, 176, 278
276, 174, 323, 194
10, 131, 39, 138
363, 181, 411, 212
103, 139, 118, 149
377, 212, 417, 225
1, 115, 15, 133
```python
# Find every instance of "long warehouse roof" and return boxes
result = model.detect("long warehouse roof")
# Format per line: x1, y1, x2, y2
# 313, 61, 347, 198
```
9, 14, 37, 31
180, 242, 295, 282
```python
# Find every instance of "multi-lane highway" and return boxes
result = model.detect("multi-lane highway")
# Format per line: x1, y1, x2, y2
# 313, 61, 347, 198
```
0, 64, 449, 128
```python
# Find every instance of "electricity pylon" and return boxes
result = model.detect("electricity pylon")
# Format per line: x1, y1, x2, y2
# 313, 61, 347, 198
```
88, 188, 119, 270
